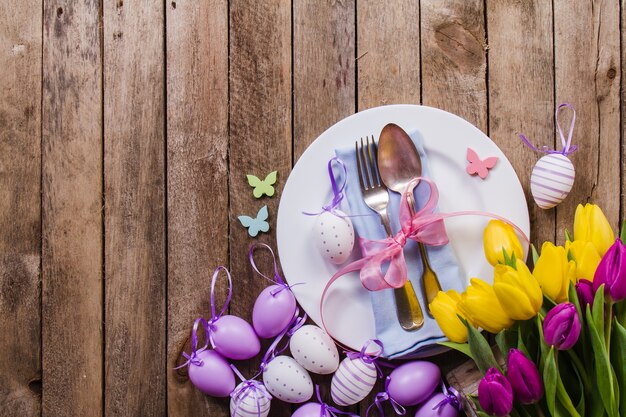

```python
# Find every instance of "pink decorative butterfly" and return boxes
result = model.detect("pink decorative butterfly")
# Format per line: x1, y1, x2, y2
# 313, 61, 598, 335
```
466, 148, 498, 179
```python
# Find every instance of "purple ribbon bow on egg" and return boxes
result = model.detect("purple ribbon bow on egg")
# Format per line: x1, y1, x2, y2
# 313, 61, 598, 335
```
303, 157, 348, 216
519, 103, 578, 156
258, 309, 307, 374
174, 317, 210, 369
249, 242, 303, 295
313, 385, 359, 417
433, 381, 463, 412
365, 377, 406, 417
344, 339, 386, 378
230, 365, 273, 417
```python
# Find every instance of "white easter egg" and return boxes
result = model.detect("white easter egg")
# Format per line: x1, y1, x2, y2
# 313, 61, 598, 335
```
262, 355, 313, 404
331, 356, 377, 406
530, 153, 575, 209
313, 210, 354, 264
230, 381, 271, 417
289, 325, 339, 375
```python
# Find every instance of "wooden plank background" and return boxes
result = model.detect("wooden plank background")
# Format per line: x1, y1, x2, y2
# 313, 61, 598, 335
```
1, 0, 624, 416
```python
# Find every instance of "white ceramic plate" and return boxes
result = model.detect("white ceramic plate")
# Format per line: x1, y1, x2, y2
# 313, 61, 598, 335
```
277, 105, 529, 352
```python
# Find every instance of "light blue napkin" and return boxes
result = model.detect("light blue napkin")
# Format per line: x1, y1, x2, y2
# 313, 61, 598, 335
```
336, 130, 465, 359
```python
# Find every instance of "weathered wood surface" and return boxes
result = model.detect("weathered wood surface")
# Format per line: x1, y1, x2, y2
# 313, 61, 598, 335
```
103, 0, 166, 415
0, 1, 42, 415
1, 0, 625, 416
42, 1, 103, 416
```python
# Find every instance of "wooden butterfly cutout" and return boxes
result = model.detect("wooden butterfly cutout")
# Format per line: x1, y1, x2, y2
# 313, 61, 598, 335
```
238, 205, 270, 237
247, 171, 277, 198
466, 148, 498, 179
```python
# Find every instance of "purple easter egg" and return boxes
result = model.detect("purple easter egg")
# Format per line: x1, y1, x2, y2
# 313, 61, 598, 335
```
292, 402, 323, 417
212, 315, 261, 360
188, 349, 236, 397
414, 392, 458, 417
253, 285, 297, 339
387, 361, 441, 406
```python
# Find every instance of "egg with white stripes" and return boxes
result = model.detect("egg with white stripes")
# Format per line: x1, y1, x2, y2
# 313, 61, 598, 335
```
530, 153, 575, 209
289, 325, 339, 375
330, 355, 377, 406
230, 381, 271, 417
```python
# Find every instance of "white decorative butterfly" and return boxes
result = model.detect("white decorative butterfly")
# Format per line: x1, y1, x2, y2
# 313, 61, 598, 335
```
238, 205, 270, 237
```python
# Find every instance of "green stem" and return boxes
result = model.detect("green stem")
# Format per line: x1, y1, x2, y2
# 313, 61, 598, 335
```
567, 349, 591, 392
617, 301, 626, 327
605, 300, 613, 353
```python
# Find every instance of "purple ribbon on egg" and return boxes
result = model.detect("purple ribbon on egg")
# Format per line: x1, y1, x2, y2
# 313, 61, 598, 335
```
249, 242, 303, 296
313, 385, 358, 417
174, 317, 210, 370
365, 377, 406, 417
207, 266, 232, 341
519, 103, 578, 156
433, 380, 463, 412
302, 157, 348, 217
344, 339, 386, 378
258, 308, 307, 374
230, 365, 273, 417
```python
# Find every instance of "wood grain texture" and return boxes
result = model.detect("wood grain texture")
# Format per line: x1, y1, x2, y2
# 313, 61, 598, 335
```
357, 1, 420, 110
486, 0, 556, 247
230, 1, 292, 415
0, 0, 42, 414
293, 0, 355, 158
166, 0, 229, 416
103, 0, 166, 415
554, 0, 621, 238
41, 1, 102, 416
421, 0, 487, 132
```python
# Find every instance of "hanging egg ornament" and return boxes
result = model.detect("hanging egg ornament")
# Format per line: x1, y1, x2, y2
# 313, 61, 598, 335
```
188, 349, 236, 397
530, 153, 575, 209
289, 325, 339, 375
387, 361, 441, 406
211, 315, 261, 360
262, 355, 314, 403
253, 284, 297, 339
313, 210, 354, 264
230, 381, 272, 417
331, 355, 377, 406
414, 392, 459, 417
521, 103, 578, 210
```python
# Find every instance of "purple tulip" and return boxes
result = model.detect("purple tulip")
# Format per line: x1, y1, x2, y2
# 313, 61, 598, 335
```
543, 303, 581, 350
478, 368, 513, 416
575, 279, 595, 310
506, 349, 543, 404
593, 239, 626, 302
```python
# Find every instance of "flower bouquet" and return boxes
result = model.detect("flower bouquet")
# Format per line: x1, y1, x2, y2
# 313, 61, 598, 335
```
431, 204, 626, 417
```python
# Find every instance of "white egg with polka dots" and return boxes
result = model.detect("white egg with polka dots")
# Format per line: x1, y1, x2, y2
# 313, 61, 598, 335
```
313, 210, 354, 265
289, 325, 339, 375
262, 355, 313, 404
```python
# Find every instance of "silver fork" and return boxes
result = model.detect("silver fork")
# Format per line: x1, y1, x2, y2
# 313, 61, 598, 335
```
356, 136, 424, 331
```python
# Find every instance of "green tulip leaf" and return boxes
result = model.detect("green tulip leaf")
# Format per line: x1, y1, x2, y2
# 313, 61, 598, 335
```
568, 282, 584, 331
464, 319, 499, 374
531, 243, 539, 266
564, 228, 573, 242
586, 305, 616, 416
613, 319, 626, 416
620, 220, 626, 244
544, 347, 557, 416
567, 248, 575, 262
592, 286, 606, 343
536, 315, 549, 372
439, 341, 472, 359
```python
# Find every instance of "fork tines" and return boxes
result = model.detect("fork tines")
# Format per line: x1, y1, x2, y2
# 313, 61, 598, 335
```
355, 135, 384, 191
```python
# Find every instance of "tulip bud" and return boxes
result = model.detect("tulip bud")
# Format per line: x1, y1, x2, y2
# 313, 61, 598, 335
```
543, 303, 581, 350
483, 220, 524, 266
457, 279, 514, 334
478, 368, 513, 416
430, 290, 471, 343
565, 240, 601, 281
575, 279, 595, 310
506, 349, 543, 404
493, 262, 542, 320
533, 242, 576, 303
574, 203, 615, 256
593, 239, 626, 302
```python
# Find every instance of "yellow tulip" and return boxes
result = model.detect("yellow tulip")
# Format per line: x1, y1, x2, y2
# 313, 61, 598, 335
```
483, 220, 524, 266
574, 203, 615, 256
430, 290, 472, 343
533, 242, 576, 302
493, 262, 542, 320
565, 240, 601, 281
457, 278, 514, 334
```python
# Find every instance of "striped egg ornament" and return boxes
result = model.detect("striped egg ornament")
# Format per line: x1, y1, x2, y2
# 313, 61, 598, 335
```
230, 381, 271, 417
330, 356, 377, 406
530, 153, 575, 209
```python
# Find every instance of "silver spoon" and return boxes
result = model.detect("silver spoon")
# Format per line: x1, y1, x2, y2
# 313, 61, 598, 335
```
377, 123, 442, 313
